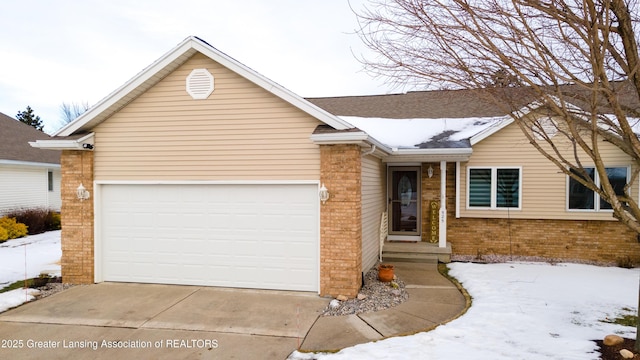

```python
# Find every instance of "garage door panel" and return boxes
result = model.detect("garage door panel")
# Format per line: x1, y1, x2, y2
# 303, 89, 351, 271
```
100, 183, 318, 291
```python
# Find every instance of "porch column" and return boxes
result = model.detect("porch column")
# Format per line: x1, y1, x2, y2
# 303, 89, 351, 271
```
439, 161, 447, 248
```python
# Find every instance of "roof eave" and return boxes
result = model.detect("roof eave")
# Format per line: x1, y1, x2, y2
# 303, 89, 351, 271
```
310, 131, 369, 143
383, 147, 473, 163
469, 117, 514, 145
0, 159, 61, 168
310, 132, 392, 153
29, 133, 95, 151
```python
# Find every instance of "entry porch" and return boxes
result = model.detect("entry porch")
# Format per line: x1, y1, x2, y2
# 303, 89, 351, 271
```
380, 160, 460, 264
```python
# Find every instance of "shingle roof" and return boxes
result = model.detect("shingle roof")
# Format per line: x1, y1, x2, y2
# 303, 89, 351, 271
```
306, 88, 536, 119
0, 112, 60, 164
306, 84, 640, 150
306, 83, 640, 119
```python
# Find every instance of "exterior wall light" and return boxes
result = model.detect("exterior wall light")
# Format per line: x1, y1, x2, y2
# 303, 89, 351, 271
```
427, 165, 434, 178
319, 183, 330, 204
77, 183, 90, 201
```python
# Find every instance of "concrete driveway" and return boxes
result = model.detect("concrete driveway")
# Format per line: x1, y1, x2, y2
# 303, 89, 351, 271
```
0, 283, 329, 359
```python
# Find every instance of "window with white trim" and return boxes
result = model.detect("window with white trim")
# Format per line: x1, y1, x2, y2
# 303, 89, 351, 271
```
468, 167, 521, 209
568, 167, 628, 211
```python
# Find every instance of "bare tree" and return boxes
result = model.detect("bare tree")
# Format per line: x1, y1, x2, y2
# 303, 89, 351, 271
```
356, 0, 640, 232
59, 101, 89, 127
357, 1, 640, 348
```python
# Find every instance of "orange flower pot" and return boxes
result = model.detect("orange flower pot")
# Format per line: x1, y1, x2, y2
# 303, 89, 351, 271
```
378, 264, 394, 282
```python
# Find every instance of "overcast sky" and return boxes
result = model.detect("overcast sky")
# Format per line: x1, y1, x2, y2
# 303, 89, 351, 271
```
0, 0, 398, 134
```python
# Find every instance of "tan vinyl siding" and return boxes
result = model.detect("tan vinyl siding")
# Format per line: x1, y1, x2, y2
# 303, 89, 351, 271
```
361, 155, 386, 272
460, 120, 636, 220
93, 53, 323, 180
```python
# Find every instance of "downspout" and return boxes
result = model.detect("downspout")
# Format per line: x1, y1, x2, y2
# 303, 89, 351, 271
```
362, 144, 376, 156
455, 161, 460, 219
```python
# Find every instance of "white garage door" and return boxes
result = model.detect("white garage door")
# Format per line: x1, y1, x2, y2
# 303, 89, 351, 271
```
98, 183, 318, 292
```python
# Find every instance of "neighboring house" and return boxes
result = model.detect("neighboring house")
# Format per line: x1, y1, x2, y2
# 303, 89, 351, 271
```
0, 112, 61, 215
30, 36, 640, 298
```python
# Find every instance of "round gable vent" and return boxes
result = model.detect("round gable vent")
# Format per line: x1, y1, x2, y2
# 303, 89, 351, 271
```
186, 68, 214, 99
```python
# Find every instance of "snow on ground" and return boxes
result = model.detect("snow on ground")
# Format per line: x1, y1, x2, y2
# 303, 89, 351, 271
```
291, 262, 639, 360
0, 288, 41, 313
0, 231, 61, 311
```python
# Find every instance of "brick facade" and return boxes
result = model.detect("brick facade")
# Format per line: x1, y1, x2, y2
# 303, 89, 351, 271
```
425, 162, 640, 264
448, 216, 640, 264
60, 150, 94, 284
319, 144, 362, 297
421, 163, 444, 243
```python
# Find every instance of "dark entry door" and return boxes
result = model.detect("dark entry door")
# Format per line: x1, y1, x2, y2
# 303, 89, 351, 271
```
388, 167, 420, 238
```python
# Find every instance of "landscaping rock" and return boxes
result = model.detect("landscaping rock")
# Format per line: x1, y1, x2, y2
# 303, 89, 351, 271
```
34, 279, 76, 299
620, 349, 634, 359
604, 334, 625, 346
329, 299, 341, 309
336, 295, 348, 301
321, 265, 408, 316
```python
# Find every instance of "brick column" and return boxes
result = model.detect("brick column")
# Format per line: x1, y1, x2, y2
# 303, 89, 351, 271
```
319, 144, 362, 298
422, 163, 440, 242
60, 150, 94, 284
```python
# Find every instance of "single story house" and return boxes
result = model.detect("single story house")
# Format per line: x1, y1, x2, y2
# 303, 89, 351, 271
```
0, 112, 61, 215
31, 36, 640, 297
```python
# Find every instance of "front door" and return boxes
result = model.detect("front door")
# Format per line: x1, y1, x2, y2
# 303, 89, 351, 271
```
388, 167, 421, 240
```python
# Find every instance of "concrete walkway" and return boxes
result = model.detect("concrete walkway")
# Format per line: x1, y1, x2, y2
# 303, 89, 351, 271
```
0, 284, 329, 359
0, 262, 466, 359
300, 262, 467, 351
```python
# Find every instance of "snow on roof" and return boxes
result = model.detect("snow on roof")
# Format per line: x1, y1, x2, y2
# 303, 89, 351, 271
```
601, 114, 640, 135
340, 116, 507, 149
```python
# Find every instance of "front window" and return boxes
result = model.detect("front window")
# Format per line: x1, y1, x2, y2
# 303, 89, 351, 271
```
47, 171, 53, 192
568, 168, 595, 209
469, 168, 491, 207
568, 167, 628, 211
468, 167, 521, 209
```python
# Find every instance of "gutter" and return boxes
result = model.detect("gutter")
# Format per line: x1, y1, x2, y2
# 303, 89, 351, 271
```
29, 133, 95, 151
310, 131, 473, 161
310, 131, 393, 155
0, 160, 60, 168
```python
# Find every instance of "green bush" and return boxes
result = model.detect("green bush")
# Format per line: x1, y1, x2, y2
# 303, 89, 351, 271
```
0, 217, 28, 239
4, 208, 60, 234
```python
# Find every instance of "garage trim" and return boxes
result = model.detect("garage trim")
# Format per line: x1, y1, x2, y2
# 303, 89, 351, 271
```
93, 180, 321, 292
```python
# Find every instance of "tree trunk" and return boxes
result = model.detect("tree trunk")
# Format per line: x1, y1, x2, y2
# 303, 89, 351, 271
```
635, 275, 640, 352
